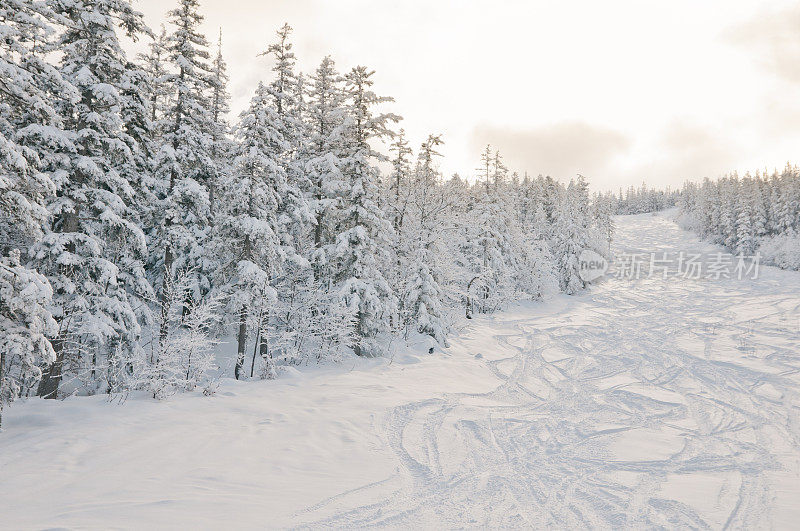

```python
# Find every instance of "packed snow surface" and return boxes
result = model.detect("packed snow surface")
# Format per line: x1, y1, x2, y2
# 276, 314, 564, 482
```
2, 213, 799, 528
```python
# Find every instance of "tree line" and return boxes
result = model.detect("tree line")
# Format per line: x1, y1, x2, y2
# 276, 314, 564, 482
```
0, 0, 613, 424
678, 166, 800, 265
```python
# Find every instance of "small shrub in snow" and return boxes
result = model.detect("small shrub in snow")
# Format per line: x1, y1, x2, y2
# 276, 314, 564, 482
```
142, 269, 221, 399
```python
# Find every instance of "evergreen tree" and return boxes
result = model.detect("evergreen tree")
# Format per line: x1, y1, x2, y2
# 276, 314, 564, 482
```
213, 82, 282, 379
305, 56, 346, 274
34, 0, 151, 397
0, 0, 77, 250
387, 129, 413, 231
208, 28, 233, 221
0, 0, 77, 410
400, 135, 450, 345
152, 0, 216, 338
553, 185, 586, 295
329, 66, 400, 354
259, 23, 312, 263
137, 25, 170, 124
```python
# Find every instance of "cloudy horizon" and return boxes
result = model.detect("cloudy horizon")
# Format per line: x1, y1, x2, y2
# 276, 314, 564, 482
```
130, 0, 800, 191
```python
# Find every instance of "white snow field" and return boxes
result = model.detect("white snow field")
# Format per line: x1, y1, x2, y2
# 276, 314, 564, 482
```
2, 213, 800, 529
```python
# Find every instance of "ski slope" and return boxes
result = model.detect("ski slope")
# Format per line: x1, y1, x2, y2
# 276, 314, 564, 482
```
2, 213, 799, 529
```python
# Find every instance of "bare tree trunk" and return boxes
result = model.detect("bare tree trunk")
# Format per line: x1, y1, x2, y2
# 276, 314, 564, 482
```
159, 246, 173, 348
314, 211, 324, 247
259, 314, 270, 366
0, 347, 5, 429
37, 337, 65, 399
250, 325, 261, 378
234, 305, 247, 380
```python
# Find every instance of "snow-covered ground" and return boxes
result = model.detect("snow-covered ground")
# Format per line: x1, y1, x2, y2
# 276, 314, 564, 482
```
2, 213, 799, 529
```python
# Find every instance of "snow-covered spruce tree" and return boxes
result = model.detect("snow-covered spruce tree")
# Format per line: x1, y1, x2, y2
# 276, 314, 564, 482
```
136, 24, 170, 124
552, 184, 587, 295
769, 170, 788, 235
151, 0, 215, 340
212, 82, 281, 380
403, 261, 447, 344
592, 192, 615, 257
0, 0, 79, 408
462, 149, 522, 314
256, 25, 318, 370
477, 144, 492, 192
777, 165, 799, 234
329, 66, 400, 355
398, 135, 450, 345
117, 57, 159, 329
736, 178, 756, 256
382, 129, 413, 326
752, 173, 768, 239
514, 228, 558, 300
0, 0, 76, 252
208, 28, 233, 221
257, 25, 313, 264
305, 55, 347, 275
386, 128, 413, 232
33, 0, 152, 398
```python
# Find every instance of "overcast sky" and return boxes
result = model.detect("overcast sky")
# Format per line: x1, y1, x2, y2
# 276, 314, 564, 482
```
132, 0, 800, 191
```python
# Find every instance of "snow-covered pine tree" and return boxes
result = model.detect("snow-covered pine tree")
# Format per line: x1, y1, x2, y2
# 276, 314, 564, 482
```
255, 25, 318, 370
477, 144, 492, 193
400, 135, 450, 345
463, 153, 518, 314
152, 0, 216, 339
33, 0, 152, 397
552, 183, 587, 294
0, 0, 76, 250
778, 165, 798, 234
736, 183, 755, 256
137, 25, 170, 124
492, 149, 508, 190
0, 0, 79, 409
305, 56, 347, 276
213, 82, 282, 380
386, 129, 413, 231
208, 28, 233, 222
592, 192, 615, 257
330, 66, 400, 355
751, 174, 768, 238
258, 23, 312, 275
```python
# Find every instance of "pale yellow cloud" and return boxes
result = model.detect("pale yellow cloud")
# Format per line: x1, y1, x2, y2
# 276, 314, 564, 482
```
469, 122, 631, 181
127, 0, 800, 191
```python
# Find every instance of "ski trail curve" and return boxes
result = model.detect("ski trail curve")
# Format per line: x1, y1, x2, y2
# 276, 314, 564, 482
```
297, 213, 800, 529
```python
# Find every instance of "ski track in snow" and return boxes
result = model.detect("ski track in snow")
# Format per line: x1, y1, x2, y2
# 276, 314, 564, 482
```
296, 213, 800, 529
1, 213, 799, 529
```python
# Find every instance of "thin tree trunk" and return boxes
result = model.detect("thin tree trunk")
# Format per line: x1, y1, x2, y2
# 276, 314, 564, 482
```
37, 337, 65, 400
235, 305, 247, 380
0, 347, 5, 429
250, 324, 261, 378
314, 211, 323, 247
259, 314, 270, 366
250, 306, 266, 378
159, 246, 173, 348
